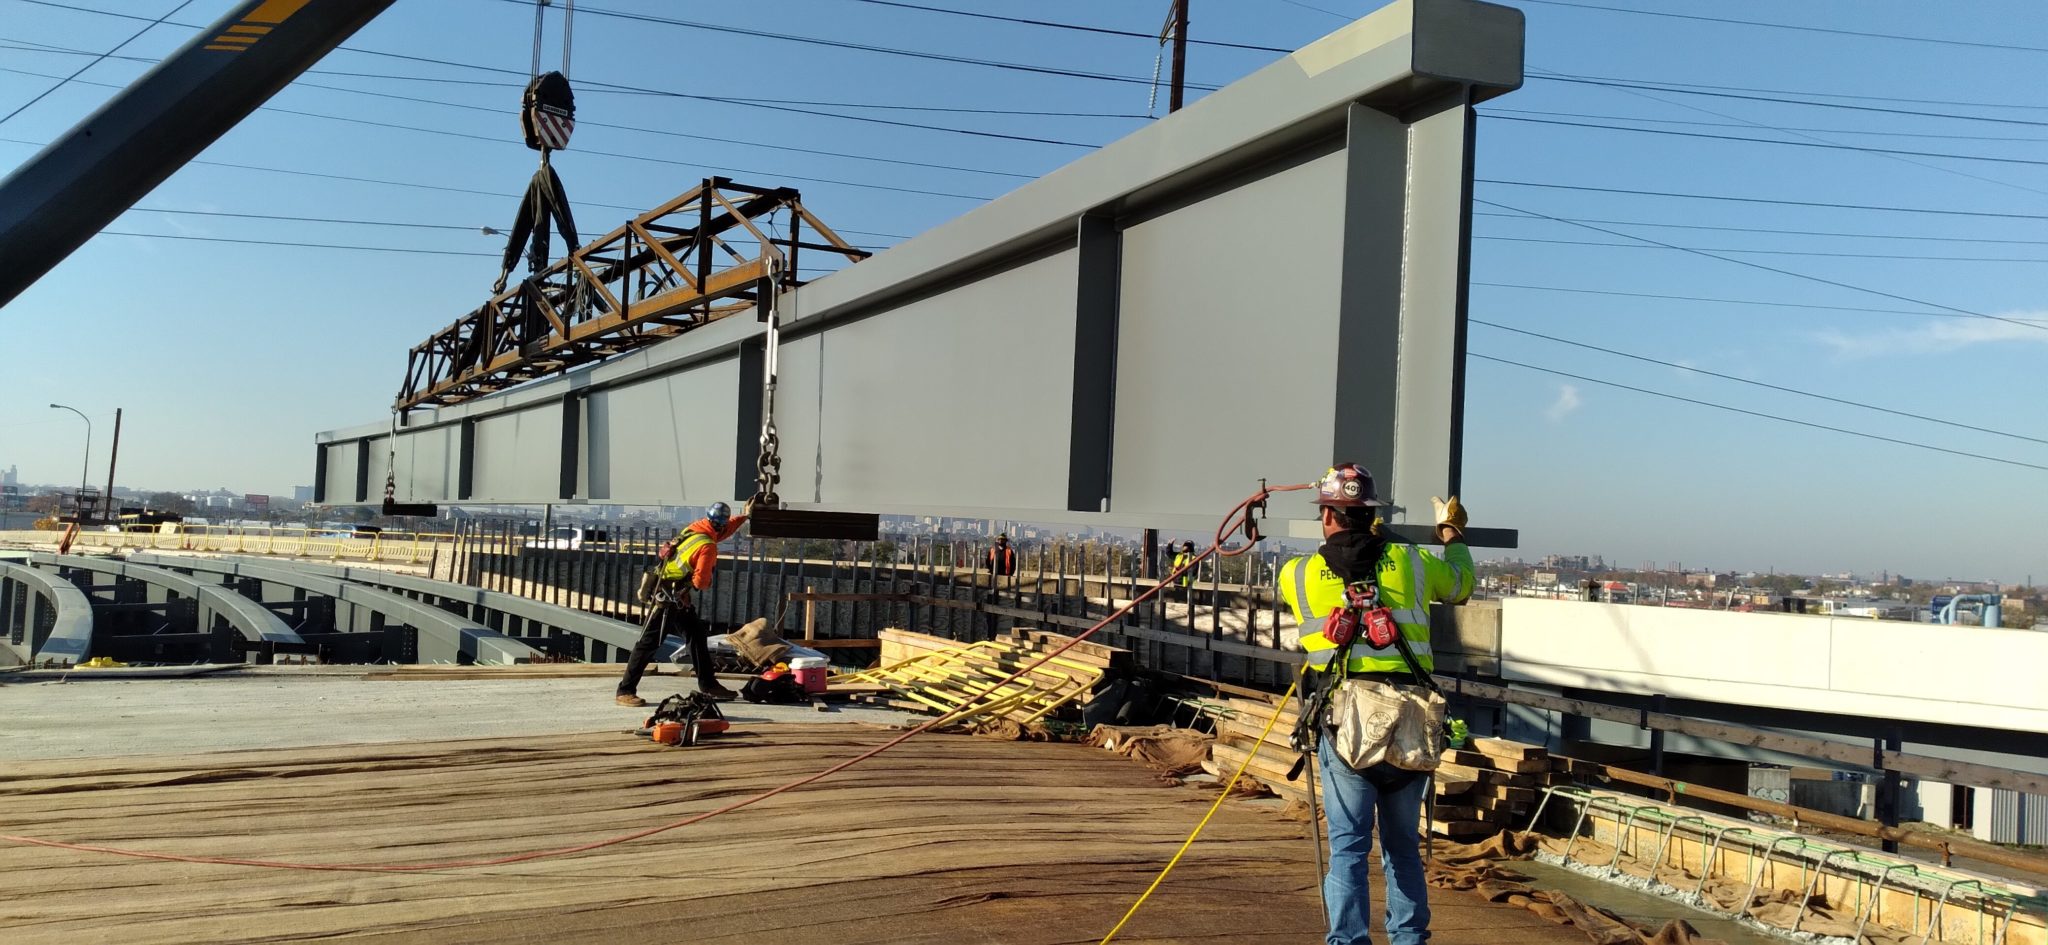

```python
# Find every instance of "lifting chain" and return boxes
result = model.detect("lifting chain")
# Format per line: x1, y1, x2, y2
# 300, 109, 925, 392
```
753, 254, 785, 509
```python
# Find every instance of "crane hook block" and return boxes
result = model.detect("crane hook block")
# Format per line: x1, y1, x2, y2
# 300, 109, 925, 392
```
521, 71, 575, 152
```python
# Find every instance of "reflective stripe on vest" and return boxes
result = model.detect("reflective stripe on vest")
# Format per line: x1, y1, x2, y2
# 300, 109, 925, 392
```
658, 533, 714, 581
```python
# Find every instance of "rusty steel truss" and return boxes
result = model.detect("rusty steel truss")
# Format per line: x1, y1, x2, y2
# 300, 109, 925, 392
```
395, 177, 868, 411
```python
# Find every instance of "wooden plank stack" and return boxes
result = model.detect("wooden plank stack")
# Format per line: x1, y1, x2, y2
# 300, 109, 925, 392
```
1196, 697, 1552, 839
837, 628, 1127, 725
1426, 737, 1550, 838
1201, 697, 1318, 805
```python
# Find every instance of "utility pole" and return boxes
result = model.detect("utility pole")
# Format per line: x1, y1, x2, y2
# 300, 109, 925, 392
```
102, 407, 122, 522
1168, 0, 1189, 112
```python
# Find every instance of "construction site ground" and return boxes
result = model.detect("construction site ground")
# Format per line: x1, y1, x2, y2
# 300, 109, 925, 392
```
0, 674, 1604, 944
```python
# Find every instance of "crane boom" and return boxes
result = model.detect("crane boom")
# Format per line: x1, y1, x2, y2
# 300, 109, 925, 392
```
0, 0, 397, 309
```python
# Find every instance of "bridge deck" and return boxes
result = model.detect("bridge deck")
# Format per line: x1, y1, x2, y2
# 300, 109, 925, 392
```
0, 703, 1586, 945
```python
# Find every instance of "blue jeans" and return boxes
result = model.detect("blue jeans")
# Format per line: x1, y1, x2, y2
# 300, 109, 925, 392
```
1317, 738, 1431, 945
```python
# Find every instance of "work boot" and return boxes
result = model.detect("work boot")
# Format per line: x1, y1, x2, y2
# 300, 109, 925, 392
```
615, 693, 647, 707
699, 681, 738, 701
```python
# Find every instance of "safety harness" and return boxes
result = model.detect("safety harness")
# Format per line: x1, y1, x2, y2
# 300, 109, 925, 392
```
1286, 558, 1442, 780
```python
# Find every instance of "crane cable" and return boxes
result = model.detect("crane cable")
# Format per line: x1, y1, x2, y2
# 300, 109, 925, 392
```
0, 482, 1315, 872
528, 0, 574, 80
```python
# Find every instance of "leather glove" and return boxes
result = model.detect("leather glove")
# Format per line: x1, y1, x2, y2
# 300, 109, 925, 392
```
1432, 495, 1467, 542
743, 494, 761, 517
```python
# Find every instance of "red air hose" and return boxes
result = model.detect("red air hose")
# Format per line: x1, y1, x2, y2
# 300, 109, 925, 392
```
0, 482, 1312, 873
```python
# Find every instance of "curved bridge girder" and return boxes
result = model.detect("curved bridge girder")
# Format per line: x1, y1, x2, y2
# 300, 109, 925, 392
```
130, 554, 540, 665
0, 561, 94, 665
269, 559, 644, 652
31, 554, 304, 650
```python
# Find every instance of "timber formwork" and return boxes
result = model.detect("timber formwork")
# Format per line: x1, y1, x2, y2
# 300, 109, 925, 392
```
395, 177, 867, 411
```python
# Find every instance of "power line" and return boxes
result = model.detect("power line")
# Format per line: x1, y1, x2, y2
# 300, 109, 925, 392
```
127, 206, 483, 232
847, 0, 1292, 53
1488, 114, 2048, 170
0, 0, 194, 126
0, 33, 1149, 119
1486, 107, 2048, 144
1473, 210, 2048, 247
0, 62, 1018, 197
1471, 352, 2048, 474
1469, 281, 2048, 323
97, 229, 499, 257
0, 135, 911, 242
1528, 75, 2048, 131
1477, 178, 2048, 223
245, 101, 1000, 202
1514, 0, 2048, 57
1477, 234, 2048, 265
1515, 71, 2048, 115
1472, 319, 2048, 446
1270, 0, 1352, 19
509, 0, 1224, 91
0, 55, 1055, 176
1522, 64, 2048, 209
1477, 198, 2048, 335
0, 7, 1120, 147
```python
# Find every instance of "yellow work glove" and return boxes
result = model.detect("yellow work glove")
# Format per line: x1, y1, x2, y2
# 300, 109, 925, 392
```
1431, 495, 1467, 542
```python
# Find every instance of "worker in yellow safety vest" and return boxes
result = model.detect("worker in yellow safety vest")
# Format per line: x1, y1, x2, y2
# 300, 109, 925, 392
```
1171, 540, 1198, 589
1277, 463, 1472, 945
616, 500, 749, 707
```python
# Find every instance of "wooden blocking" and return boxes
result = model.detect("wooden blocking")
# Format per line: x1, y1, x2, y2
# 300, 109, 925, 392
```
1210, 731, 1318, 807
1018, 629, 1131, 670
1471, 737, 1545, 762
1435, 762, 1526, 786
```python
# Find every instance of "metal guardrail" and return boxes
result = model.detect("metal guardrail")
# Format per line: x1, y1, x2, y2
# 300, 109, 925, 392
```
0, 561, 93, 664
131, 554, 538, 665
29, 554, 303, 648
62, 526, 456, 564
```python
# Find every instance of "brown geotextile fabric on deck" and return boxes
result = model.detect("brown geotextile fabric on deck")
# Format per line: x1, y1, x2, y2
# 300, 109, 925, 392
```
1085, 724, 1215, 777
724, 617, 793, 668
1428, 831, 1926, 945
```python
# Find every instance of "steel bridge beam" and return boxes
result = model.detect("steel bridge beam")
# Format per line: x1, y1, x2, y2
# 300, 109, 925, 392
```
131, 554, 539, 665
0, 561, 93, 665
31, 554, 304, 654
323, 0, 1526, 540
240, 558, 644, 653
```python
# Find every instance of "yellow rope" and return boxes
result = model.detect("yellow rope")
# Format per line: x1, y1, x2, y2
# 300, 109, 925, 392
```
1098, 678, 1303, 944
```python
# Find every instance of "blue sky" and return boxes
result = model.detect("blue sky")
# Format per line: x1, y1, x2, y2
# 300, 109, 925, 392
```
1, 0, 2043, 583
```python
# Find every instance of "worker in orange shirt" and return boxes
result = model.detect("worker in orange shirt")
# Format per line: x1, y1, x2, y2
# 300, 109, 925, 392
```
616, 501, 748, 706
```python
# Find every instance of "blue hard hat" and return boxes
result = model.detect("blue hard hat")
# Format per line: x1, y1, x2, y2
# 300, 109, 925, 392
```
707, 501, 732, 525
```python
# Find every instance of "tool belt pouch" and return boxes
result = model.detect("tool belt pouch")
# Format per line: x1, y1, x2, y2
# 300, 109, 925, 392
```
1325, 678, 1447, 773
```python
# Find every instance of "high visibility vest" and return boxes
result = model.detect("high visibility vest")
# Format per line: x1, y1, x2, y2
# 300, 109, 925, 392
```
1171, 552, 1196, 587
1278, 541, 1474, 674
656, 532, 715, 583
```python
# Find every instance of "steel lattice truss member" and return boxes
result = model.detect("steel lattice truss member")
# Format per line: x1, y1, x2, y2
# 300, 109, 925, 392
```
395, 177, 868, 411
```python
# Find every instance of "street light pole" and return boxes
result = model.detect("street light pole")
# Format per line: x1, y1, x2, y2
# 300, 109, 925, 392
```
47, 403, 90, 519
